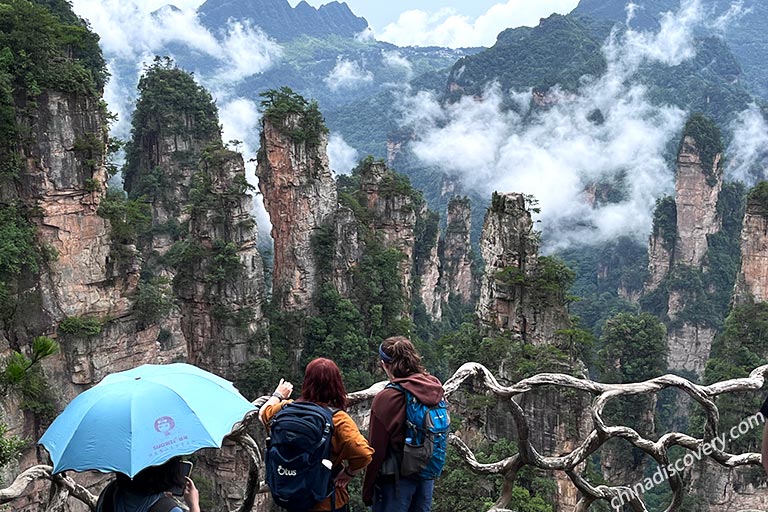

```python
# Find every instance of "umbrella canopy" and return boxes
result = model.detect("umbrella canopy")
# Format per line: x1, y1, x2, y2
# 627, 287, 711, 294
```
39, 362, 256, 477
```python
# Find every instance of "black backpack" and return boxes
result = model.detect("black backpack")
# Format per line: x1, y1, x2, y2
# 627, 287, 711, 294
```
265, 401, 339, 511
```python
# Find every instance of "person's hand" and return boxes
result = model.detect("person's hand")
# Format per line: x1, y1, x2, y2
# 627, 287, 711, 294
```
183, 477, 200, 512
334, 467, 355, 489
274, 378, 293, 399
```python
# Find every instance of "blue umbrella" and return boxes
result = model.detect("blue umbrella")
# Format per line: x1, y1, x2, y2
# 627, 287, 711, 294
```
39, 362, 256, 477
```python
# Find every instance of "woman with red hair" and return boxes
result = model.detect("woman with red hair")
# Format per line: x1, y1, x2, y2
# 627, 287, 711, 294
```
259, 358, 373, 511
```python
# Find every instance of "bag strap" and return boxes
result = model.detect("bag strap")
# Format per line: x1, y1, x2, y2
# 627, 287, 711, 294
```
148, 496, 180, 512
96, 480, 118, 512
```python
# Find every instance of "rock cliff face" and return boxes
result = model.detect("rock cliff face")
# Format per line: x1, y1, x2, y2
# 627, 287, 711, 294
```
15, 90, 160, 391
359, 161, 417, 301
646, 229, 673, 292
4, 86, 177, 512
733, 195, 768, 305
175, 146, 267, 379
644, 122, 724, 377
415, 207, 442, 319
477, 193, 569, 343
256, 115, 336, 312
673, 135, 723, 267
330, 206, 361, 297
29, 92, 134, 325
477, 193, 538, 333
124, 65, 266, 381
440, 196, 474, 304
664, 135, 723, 375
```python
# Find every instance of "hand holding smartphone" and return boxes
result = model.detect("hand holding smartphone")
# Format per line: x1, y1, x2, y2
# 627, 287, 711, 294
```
170, 461, 194, 496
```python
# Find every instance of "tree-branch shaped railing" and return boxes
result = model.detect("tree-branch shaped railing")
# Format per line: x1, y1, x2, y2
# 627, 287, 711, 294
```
3, 364, 767, 511
434, 362, 768, 512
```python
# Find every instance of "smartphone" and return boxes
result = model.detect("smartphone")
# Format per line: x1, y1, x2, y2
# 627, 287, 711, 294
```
170, 461, 194, 496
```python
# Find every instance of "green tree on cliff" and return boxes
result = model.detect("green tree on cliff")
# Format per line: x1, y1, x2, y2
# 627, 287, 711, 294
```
0, 335, 60, 474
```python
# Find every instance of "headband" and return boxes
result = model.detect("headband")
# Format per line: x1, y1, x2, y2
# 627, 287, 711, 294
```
378, 343, 393, 363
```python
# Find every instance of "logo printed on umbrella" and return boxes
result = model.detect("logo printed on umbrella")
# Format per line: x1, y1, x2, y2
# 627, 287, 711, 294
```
154, 416, 176, 436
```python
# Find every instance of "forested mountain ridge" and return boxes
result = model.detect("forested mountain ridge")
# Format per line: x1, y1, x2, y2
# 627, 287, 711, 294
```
573, 0, 768, 100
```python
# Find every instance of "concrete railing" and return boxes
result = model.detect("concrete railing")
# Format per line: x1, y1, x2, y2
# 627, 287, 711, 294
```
3, 362, 768, 511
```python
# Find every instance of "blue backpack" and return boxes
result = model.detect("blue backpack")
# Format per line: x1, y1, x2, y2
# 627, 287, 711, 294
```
387, 383, 450, 479
265, 401, 338, 511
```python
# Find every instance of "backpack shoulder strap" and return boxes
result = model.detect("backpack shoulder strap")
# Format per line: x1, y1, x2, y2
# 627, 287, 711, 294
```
96, 480, 118, 512
385, 382, 405, 393
148, 496, 180, 512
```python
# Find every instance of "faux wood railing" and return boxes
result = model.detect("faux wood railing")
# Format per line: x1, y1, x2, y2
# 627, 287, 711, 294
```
2, 362, 767, 511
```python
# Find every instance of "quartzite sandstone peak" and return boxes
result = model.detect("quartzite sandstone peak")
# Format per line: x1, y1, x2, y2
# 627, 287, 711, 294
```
256, 112, 337, 312
733, 186, 768, 305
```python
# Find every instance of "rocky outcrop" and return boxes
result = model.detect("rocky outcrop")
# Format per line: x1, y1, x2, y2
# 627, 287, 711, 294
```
441, 196, 474, 304
733, 190, 768, 305
646, 230, 673, 292
331, 206, 361, 297
176, 146, 267, 379
642, 118, 725, 378
667, 291, 717, 375
664, 133, 723, 375
415, 208, 441, 320
477, 193, 537, 332
28, 92, 136, 323
256, 115, 336, 312
674, 135, 723, 267
17, 91, 173, 390
476, 193, 569, 344
124, 65, 266, 380
476, 193, 588, 511
359, 161, 417, 301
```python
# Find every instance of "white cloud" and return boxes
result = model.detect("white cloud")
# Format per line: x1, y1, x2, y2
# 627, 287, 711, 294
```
398, 1, 710, 250
382, 51, 413, 75
216, 97, 273, 242
324, 58, 374, 91
710, 0, 750, 34
71, 1, 282, 80
215, 21, 284, 83
726, 105, 768, 185
72, 1, 220, 58
377, 0, 577, 48
327, 134, 360, 175
218, 98, 261, 152
606, 0, 702, 70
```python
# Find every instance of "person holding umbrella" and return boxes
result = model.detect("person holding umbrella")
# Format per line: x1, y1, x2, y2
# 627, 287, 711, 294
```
38, 363, 257, 511
95, 456, 200, 512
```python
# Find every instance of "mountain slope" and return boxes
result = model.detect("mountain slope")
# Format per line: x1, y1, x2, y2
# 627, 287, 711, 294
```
197, 0, 368, 41
445, 12, 752, 127
574, 0, 768, 99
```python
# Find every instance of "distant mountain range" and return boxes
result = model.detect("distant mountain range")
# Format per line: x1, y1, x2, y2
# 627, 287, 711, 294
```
197, 0, 368, 41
